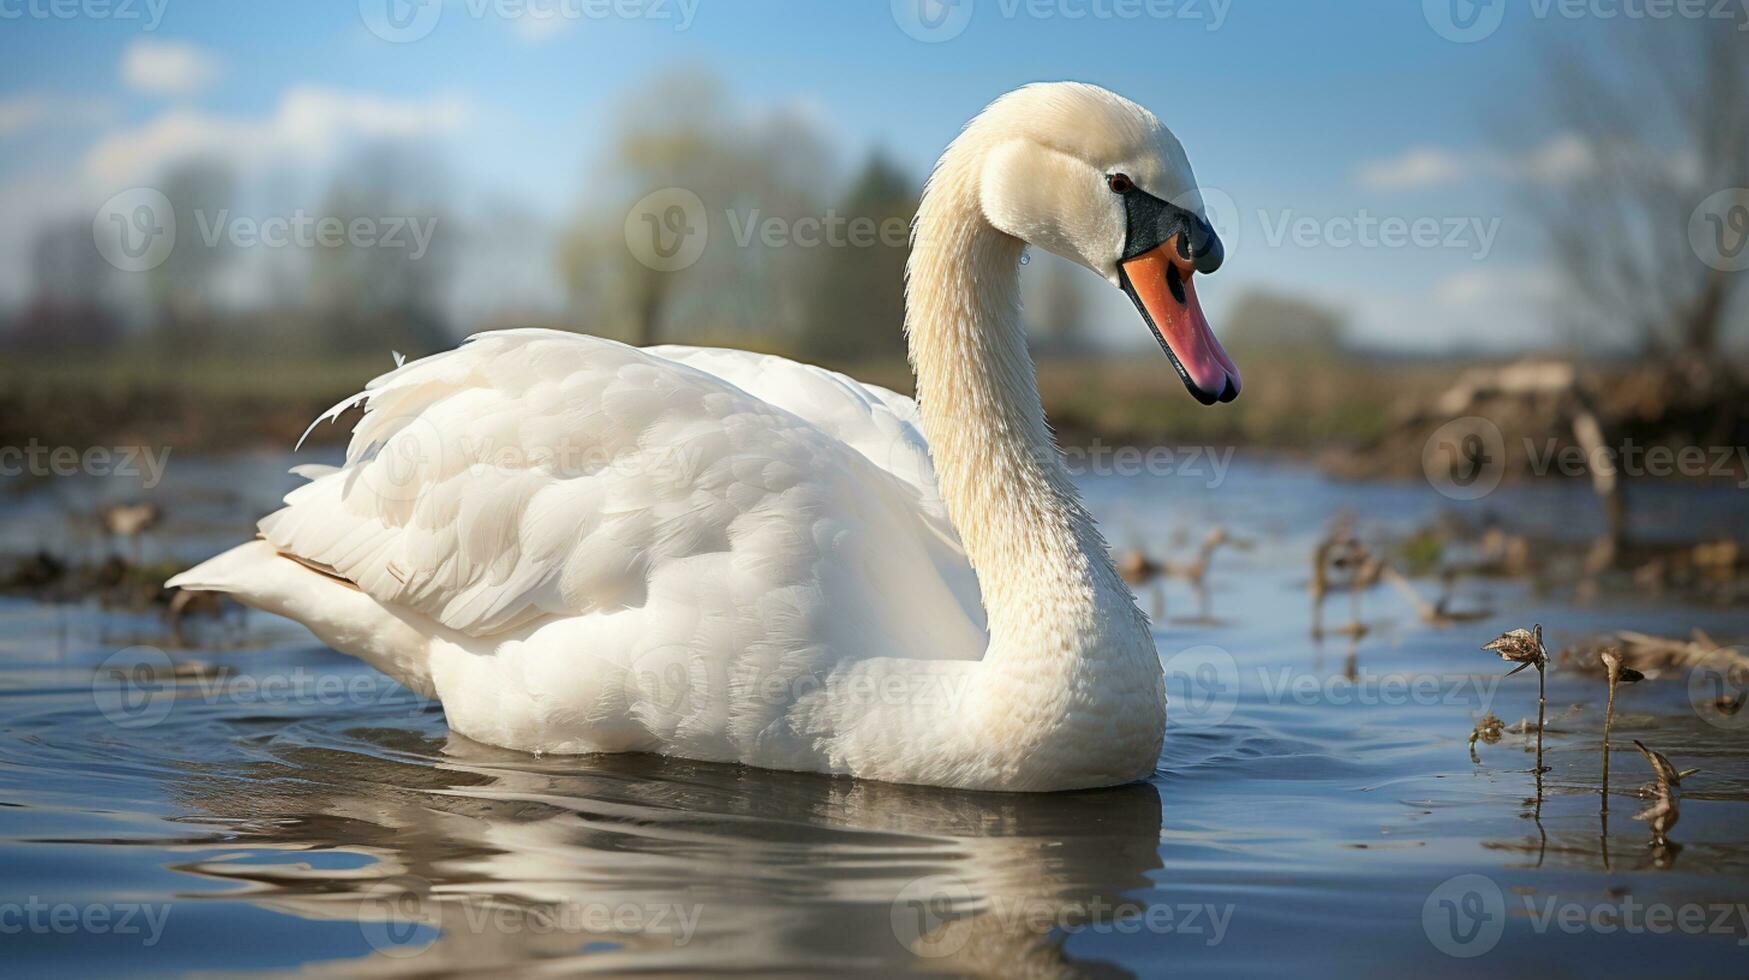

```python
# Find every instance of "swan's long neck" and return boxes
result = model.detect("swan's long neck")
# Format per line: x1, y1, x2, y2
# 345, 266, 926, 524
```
905, 150, 1163, 785
906, 171, 1104, 630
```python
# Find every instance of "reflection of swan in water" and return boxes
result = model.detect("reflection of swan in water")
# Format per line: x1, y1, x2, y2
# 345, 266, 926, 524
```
169, 729, 1166, 976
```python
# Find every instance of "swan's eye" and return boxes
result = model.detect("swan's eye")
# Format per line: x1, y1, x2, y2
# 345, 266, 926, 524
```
1107, 173, 1134, 194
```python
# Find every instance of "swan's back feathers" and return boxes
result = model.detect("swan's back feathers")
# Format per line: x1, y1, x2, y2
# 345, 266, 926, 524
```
263, 330, 983, 653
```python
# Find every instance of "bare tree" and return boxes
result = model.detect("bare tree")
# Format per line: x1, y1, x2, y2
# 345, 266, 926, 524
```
1522, 21, 1748, 361
1221, 290, 1346, 359
147, 159, 236, 349
310, 143, 455, 355
558, 69, 832, 349
799, 152, 915, 362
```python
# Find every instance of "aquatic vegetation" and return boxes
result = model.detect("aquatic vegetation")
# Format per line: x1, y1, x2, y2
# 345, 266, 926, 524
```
1468, 711, 1505, 763
1632, 740, 1699, 847
1117, 548, 1162, 587
1599, 648, 1644, 811
1309, 527, 1379, 639
1382, 564, 1492, 628
1484, 625, 1550, 774
1484, 625, 1548, 676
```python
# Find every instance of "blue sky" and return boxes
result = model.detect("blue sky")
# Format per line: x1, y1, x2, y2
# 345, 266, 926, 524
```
0, 0, 1666, 350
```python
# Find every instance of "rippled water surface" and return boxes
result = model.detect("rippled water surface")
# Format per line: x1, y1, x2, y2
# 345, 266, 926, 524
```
3, 455, 1747, 976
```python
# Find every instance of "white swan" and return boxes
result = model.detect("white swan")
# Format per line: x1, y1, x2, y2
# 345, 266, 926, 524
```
169, 82, 1239, 792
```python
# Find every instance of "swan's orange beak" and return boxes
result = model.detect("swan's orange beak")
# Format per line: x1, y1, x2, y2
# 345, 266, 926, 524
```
1119, 235, 1240, 405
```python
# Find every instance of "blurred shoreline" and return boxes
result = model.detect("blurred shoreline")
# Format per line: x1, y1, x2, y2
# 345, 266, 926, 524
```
5, 347, 1745, 488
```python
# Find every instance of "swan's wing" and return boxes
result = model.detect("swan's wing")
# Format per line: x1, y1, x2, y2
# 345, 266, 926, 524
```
645, 346, 932, 501
645, 344, 982, 622
263, 329, 984, 652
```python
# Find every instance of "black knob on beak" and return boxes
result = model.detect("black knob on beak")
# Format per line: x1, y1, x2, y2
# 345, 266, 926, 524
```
1180, 216, 1223, 275
1121, 188, 1225, 276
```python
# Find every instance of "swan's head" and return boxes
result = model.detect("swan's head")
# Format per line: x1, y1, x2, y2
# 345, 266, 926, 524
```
950, 82, 1238, 404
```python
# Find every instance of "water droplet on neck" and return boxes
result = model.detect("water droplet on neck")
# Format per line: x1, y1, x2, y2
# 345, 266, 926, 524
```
1019, 247, 1032, 266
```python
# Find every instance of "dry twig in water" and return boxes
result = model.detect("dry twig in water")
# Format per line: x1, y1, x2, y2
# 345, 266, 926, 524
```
1468, 712, 1504, 763
1631, 740, 1698, 847
1484, 625, 1550, 775
1599, 648, 1644, 813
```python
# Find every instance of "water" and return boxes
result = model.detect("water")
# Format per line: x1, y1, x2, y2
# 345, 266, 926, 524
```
2, 454, 1747, 976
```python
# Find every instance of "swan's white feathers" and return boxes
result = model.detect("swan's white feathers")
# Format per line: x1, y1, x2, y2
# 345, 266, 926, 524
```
260, 329, 985, 652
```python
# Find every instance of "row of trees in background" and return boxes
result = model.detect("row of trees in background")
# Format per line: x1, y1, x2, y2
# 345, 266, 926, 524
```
11, 145, 456, 359
1524, 18, 1748, 364
4, 68, 1107, 364
552, 69, 1097, 363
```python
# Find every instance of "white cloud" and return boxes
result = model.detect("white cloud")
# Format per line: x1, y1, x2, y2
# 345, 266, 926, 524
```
1518, 134, 1594, 184
1302, 267, 1568, 353
1356, 135, 1596, 191
510, 13, 574, 42
0, 94, 113, 138
121, 39, 224, 97
82, 86, 471, 184
1431, 267, 1560, 309
1356, 148, 1469, 192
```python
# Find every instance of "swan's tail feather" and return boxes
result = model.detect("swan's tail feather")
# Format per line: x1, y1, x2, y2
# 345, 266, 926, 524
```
166, 541, 435, 696
165, 539, 272, 593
